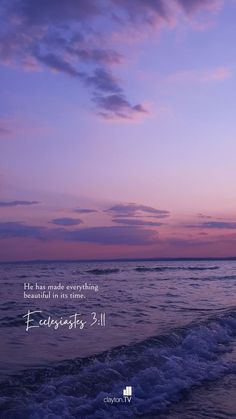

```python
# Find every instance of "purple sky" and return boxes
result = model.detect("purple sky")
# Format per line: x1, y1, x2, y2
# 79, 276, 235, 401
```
0, 0, 236, 261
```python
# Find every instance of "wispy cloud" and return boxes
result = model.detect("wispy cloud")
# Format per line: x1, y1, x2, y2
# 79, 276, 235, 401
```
50, 218, 83, 226
0, 222, 49, 240
186, 221, 236, 229
0, 0, 224, 120
176, 0, 223, 15
0, 1, 148, 120
105, 203, 170, 218
94, 94, 148, 120
0, 221, 158, 246
197, 213, 213, 219
111, 0, 223, 25
74, 208, 98, 214
65, 225, 159, 245
167, 66, 232, 83
0, 200, 40, 207
112, 218, 163, 227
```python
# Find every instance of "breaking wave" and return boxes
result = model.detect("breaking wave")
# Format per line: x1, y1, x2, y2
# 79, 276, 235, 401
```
0, 309, 235, 418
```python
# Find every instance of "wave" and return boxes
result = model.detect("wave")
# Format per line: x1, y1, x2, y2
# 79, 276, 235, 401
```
0, 309, 235, 418
15, 274, 50, 279
135, 266, 219, 272
0, 311, 44, 328
72, 268, 120, 276
216, 275, 236, 280
86, 268, 120, 275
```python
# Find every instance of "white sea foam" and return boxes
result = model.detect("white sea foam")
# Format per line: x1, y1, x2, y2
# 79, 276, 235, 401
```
1, 311, 235, 418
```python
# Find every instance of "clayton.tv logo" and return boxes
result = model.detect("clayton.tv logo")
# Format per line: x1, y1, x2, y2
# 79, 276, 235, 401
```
123, 386, 132, 397
103, 386, 133, 404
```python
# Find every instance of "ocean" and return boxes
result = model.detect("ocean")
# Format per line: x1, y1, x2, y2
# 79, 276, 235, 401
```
0, 260, 235, 418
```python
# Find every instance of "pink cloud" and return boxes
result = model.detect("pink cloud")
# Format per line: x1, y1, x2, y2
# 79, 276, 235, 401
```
176, 0, 224, 16
167, 66, 232, 83
201, 67, 232, 81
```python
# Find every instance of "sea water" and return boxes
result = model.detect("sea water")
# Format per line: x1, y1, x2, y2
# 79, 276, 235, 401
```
0, 260, 235, 418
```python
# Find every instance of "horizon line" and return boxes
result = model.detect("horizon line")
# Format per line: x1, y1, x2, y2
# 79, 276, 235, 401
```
1, 256, 236, 264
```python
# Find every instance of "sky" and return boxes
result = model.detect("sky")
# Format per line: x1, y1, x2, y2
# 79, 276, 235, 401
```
0, 0, 236, 261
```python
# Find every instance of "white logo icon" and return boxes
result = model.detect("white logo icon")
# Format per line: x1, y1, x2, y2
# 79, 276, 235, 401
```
123, 386, 132, 397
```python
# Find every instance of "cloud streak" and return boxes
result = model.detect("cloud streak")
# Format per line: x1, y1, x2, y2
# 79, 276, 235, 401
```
176, 0, 223, 15
50, 218, 83, 226
0, 0, 223, 120
0, 1, 148, 120
0, 221, 159, 246
65, 225, 158, 245
112, 218, 163, 227
0, 222, 50, 240
167, 66, 231, 83
0, 200, 39, 207
187, 221, 236, 230
197, 213, 212, 219
74, 208, 98, 214
105, 203, 170, 218
111, 0, 223, 25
